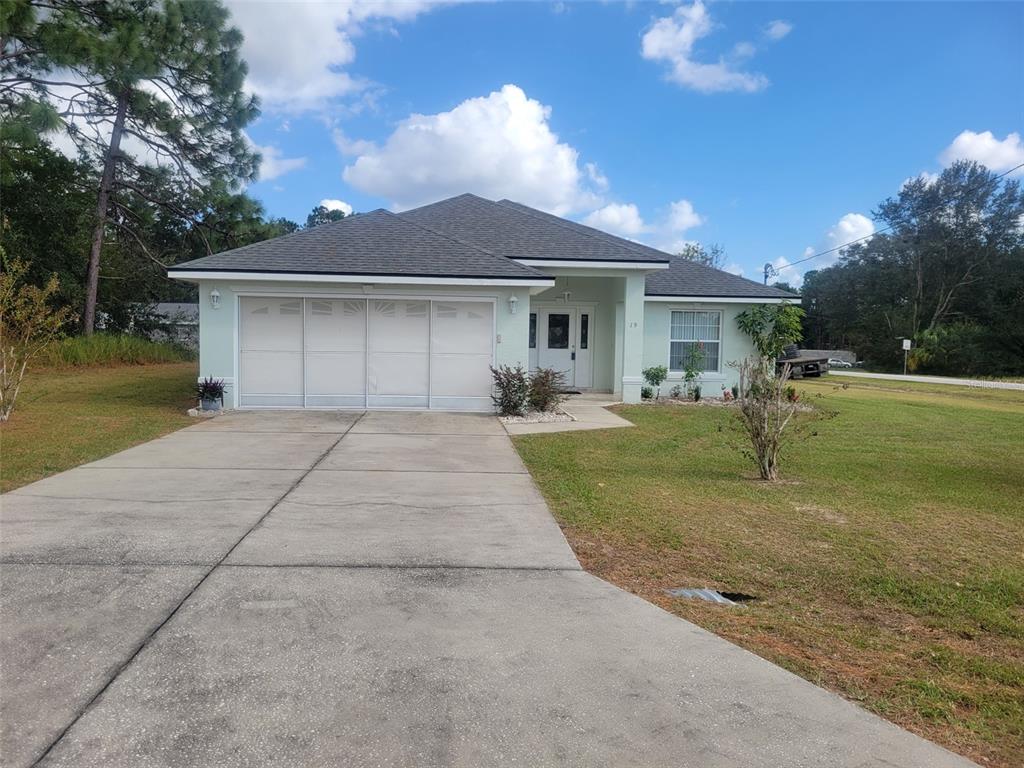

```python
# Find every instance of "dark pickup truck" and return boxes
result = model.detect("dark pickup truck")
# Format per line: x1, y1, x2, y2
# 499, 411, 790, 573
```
777, 344, 829, 378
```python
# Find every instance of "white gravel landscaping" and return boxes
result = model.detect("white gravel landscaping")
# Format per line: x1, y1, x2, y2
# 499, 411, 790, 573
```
499, 409, 575, 425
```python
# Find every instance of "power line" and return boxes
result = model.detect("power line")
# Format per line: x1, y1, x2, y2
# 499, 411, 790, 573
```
769, 161, 1024, 279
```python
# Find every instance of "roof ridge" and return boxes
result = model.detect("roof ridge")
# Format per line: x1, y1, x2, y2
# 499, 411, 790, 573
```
387, 208, 547, 278
173, 209, 383, 266
391, 204, 548, 276
496, 199, 670, 262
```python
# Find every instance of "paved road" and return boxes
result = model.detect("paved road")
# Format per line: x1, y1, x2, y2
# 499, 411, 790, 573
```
0, 411, 975, 767
829, 370, 1024, 391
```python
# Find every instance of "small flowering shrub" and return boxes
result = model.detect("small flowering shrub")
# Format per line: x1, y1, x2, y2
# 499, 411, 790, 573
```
490, 365, 529, 416
528, 367, 567, 412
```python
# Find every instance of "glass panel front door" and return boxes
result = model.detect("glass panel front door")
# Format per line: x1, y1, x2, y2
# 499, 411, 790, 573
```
537, 310, 575, 384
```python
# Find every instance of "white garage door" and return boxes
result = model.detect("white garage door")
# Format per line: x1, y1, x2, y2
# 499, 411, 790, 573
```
238, 297, 494, 411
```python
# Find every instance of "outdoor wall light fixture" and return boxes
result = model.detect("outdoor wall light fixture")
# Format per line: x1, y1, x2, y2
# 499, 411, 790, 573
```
209, 288, 221, 309
508, 295, 519, 314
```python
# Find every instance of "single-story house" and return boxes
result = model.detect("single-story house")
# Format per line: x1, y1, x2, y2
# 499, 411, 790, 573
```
168, 193, 797, 411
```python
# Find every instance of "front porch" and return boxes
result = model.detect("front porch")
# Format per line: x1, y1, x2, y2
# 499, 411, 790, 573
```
526, 271, 649, 403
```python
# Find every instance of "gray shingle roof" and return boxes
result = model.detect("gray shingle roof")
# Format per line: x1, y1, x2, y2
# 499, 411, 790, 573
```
168, 209, 549, 281
400, 194, 668, 264
167, 193, 799, 300
646, 256, 800, 299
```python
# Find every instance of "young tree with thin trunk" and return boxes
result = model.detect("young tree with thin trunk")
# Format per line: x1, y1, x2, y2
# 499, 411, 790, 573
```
735, 358, 800, 481
1, 0, 259, 333
0, 253, 76, 422
734, 302, 808, 481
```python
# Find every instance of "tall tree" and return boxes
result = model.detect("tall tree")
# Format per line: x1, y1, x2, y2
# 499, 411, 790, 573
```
802, 161, 1024, 373
873, 161, 1022, 337
1, 139, 299, 331
305, 204, 349, 228
1, 0, 259, 333
676, 242, 726, 270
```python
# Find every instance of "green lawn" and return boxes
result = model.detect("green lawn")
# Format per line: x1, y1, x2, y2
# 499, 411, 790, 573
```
1, 363, 197, 492
514, 378, 1024, 767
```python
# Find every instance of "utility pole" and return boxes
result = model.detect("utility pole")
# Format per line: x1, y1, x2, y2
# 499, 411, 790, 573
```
763, 262, 775, 286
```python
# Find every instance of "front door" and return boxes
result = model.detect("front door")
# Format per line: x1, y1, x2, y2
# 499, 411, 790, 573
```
537, 309, 575, 383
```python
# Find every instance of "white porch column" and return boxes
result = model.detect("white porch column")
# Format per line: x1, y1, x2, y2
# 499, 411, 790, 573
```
613, 302, 624, 397
620, 273, 645, 403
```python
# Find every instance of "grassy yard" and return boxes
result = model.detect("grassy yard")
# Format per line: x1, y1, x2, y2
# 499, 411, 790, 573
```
514, 377, 1024, 767
1, 362, 197, 492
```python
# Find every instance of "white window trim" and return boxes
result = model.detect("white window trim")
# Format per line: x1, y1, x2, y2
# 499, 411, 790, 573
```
668, 309, 723, 375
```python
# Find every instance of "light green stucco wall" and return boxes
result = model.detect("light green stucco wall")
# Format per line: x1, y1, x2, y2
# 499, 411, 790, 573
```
530, 275, 621, 391
196, 279, 529, 408
642, 302, 760, 395
194, 277, 763, 407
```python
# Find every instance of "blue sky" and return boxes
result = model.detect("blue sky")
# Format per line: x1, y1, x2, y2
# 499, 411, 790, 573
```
231, 1, 1024, 285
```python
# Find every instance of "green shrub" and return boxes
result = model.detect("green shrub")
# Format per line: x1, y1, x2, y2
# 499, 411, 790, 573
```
641, 386, 654, 400
528, 366, 567, 412
692, 384, 701, 402
642, 365, 668, 399
490, 364, 529, 416
36, 334, 193, 368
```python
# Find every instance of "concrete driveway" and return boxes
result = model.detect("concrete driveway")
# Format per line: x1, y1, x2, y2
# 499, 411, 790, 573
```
1, 411, 973, 767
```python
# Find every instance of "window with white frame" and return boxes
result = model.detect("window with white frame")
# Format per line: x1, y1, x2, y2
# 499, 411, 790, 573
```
669, 310, 721, 372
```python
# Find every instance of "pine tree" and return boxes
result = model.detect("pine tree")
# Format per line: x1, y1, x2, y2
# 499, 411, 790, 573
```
1, 0, 259, 333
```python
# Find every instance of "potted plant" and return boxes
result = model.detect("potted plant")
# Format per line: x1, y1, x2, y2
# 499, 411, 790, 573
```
195, 377, 226, 411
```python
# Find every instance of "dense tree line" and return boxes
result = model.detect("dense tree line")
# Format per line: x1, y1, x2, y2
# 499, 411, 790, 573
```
1, 0, 346, 336
0, 139, 316, 334
800, 161, 1024, 375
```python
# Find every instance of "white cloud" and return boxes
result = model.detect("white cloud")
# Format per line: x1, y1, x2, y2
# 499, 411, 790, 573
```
251, 140, 307, 181
342, 84, 602, 214
939, 130, 1024, 175
585, 162, 610, 192
772, 256, 802, 287
319, 198, 354, 215
224, 1, 444, 112
583, 197, 706, 253
641, 1, 770, 93
667, 199, 705, 231
732, 41, 756, 59
724, 262, 744, 276
823, 213, 875, 256
764, 20, 793, 41
773, 213, 875, 286
332, 127, 377, 157
583, 203, 648, 236
785, 213, 874, 283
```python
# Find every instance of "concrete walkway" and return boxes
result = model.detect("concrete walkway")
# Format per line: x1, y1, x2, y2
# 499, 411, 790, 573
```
0, 411, 974, 767
829, 370, 1024, 391
503, 392, 633, 435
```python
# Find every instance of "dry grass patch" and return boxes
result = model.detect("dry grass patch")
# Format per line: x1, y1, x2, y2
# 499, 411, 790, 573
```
1, 362, 197, 492
514, 380, 1024, 767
